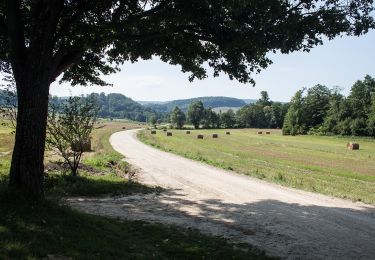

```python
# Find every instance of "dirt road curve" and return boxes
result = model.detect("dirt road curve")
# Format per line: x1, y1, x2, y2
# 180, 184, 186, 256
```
69, 130, 375, 259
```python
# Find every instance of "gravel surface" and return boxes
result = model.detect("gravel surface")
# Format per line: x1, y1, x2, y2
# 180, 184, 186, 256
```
68, 129, 375, 259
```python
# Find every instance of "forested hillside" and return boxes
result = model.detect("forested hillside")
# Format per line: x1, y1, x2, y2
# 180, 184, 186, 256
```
144, 96, 247, 113
50, 93, 159, 122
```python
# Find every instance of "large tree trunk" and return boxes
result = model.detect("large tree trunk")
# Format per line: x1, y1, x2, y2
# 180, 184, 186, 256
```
5, 0, 69, 200
8, 78, 50, 200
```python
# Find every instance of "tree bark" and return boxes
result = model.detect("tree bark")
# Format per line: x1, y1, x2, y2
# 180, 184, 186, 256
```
8, 78, 50, 200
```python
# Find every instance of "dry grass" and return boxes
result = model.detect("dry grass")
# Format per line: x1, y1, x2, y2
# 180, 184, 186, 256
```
139, 128, 375, 205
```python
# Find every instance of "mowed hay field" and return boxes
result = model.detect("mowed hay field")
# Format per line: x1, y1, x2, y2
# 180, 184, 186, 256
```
138, 129, 375, 205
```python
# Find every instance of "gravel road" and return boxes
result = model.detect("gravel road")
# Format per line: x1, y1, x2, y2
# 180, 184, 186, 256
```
68, 129, 375, 259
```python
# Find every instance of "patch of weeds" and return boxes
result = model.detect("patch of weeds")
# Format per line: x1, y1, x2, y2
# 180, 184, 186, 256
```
84, 152, 124, 171
254, 169, 266, 179
275, 173, 285, 182
44, 171, 156, 197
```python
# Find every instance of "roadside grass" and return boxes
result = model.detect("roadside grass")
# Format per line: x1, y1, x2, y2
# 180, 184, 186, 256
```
1, 120, 149, 197
44, 171, 157, 197
1, 121, 270, 259
138, 128, 375, 205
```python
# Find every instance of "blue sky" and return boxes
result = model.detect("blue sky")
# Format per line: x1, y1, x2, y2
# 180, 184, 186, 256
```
50, 30, 375, 102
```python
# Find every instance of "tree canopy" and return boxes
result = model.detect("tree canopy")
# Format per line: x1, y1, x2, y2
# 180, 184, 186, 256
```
1, 0, 374, 86
170, 106, 186, 129
188, 100, 204, 129
282, 75, 375, 137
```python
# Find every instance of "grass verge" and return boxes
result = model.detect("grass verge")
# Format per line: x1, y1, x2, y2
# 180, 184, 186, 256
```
138, 128, 375, 205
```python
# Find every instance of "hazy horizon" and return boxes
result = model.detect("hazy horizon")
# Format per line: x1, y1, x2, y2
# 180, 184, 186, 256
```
45, 30, 374, 102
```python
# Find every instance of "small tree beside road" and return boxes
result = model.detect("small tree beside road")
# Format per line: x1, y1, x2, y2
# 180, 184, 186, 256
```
46, 96, 98, 176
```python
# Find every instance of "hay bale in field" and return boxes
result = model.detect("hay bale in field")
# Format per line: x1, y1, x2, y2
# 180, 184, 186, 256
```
197, 134, 204, 139
122, 127, 126, 129
186, 130, 191, 134
258, 131, 263, 134
163, 128, 167, 132
226, 131, 230, 135
212, 133, 219, 138
266, 131, 270, 134
347, 142, 359, 150
167, 132, 173, 136
71, 139, 91, 152
151, 130, 156, 134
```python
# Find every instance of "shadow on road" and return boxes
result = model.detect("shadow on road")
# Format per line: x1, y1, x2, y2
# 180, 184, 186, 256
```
68, 188, 375, 259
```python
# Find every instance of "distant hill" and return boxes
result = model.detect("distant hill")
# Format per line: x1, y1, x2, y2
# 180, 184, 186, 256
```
142, 96, 247, 113
48, 93, 159, 122
89, 93, 159, 122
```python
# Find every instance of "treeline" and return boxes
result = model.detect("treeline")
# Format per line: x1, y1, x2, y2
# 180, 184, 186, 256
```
145, 96, 247, 113
50, 93, 160, 122
169, 91, 288, 129
283, 75, 375, 137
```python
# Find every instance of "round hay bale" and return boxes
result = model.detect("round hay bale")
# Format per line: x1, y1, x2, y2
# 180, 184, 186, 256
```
266, 132, 271, 135
226, 131, 230, 135
151, 130, 156, 134
122, 127, 126, 130
167, 132, 172, 136
71, 139, 91, 152
258, 131, 263, 135
347, 142, 359, 150
186, 131, 191, 134
212, 134, 219, 138
163, 128, 167, 132
197, 134, 204, 139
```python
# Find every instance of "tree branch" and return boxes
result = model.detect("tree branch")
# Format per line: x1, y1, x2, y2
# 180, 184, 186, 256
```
51, 49, 85, 82
5, 0, 27, 73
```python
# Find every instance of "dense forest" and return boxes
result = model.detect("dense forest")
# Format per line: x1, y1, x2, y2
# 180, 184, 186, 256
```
144, 96, 247, 113
283, 75, 375, 137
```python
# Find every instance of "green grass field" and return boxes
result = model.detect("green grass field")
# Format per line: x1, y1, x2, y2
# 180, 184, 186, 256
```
139, 128, 375, 205
1, 121, 269, 259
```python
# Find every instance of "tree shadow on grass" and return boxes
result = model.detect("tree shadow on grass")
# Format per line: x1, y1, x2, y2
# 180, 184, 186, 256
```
0, 196, 270, 259
68, 189, 375, 259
